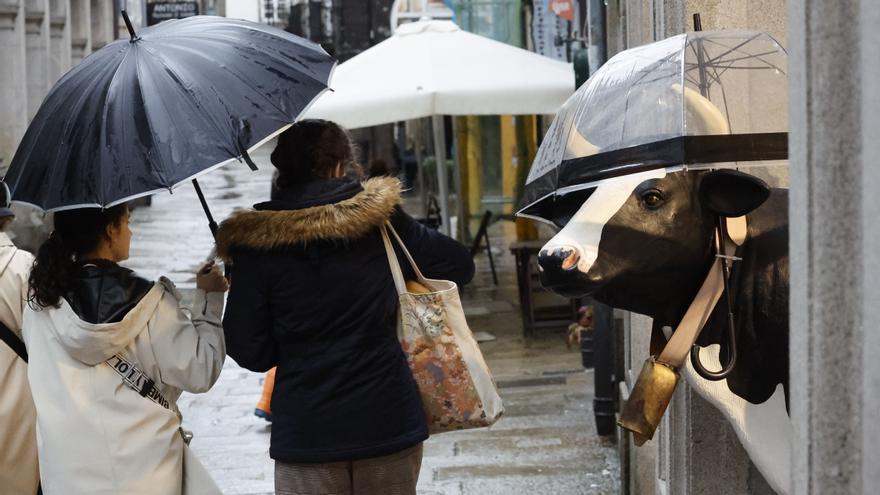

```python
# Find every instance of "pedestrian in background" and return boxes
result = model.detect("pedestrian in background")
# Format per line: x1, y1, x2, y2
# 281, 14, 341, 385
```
0, 182, 39, 495
218, 119, 475, 495
402, 141, 418, 191
22, 205, 228, 495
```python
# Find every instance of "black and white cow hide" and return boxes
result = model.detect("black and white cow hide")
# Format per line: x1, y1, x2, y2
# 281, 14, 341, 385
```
536, 168, 791, 494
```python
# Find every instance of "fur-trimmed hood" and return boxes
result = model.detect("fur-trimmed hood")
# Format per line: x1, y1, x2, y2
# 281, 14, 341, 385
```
216, 176, 401, 261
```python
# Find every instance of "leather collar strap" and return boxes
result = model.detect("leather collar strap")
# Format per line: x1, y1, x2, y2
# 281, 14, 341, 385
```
656, 216, 746, 368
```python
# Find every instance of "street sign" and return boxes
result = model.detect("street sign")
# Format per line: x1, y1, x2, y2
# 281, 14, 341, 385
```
549, 0, 574, 21
147, 1, 199, 26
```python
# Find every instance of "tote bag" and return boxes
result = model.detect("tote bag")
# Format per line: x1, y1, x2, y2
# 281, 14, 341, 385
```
381, 222, 503, 433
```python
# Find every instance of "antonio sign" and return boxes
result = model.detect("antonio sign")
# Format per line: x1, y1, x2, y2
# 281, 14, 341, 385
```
147, 1, 199, 26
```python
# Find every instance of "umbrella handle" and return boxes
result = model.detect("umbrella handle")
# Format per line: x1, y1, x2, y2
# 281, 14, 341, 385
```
192, 179, 218, 239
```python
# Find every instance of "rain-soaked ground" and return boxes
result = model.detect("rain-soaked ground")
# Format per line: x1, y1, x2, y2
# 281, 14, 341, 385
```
123, 145, 620, 495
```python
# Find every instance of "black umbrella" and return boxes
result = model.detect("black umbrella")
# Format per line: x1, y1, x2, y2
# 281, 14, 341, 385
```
4, 13, 334, 236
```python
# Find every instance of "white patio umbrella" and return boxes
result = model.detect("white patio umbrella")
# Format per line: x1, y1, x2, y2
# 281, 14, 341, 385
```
304, 19, 574, 235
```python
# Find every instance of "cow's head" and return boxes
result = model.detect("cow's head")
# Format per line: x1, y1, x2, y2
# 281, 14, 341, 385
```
537, 168, 769, 323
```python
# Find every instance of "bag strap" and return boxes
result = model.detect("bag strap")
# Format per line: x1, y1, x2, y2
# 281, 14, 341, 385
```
656, 216, 746, 368
105, 353, 172, 411
0, 319, 26, 362
0, 249, 27, 361
380, 224, 407, 295
380, 222, 432, 294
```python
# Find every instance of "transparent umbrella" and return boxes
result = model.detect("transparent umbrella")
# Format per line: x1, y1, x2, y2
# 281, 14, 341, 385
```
518, 30, 788, 225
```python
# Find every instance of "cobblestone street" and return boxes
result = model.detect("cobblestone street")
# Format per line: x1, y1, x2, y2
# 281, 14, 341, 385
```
123, 145, 620, 495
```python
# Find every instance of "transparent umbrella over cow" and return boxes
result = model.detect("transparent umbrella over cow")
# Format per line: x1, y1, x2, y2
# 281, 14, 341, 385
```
518, 31, 793, 495
518, 30, 788, 224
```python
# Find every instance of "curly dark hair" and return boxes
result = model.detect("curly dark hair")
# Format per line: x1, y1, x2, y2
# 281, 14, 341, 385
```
270, 119, 361, 188
29, 205, 128, 308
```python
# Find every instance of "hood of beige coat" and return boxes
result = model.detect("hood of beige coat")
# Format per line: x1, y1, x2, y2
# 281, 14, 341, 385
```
43, 280, 166, 365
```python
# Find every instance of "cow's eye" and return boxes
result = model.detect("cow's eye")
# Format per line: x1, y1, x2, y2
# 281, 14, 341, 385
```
641, 189, 664, 209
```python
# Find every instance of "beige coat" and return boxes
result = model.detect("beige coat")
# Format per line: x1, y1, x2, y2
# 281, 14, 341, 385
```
0, 233, 38, 495
22, 276, 225, 495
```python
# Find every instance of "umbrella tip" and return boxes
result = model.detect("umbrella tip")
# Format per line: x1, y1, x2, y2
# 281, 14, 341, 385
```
693, 13, 703, 31
121, 10, 139, 41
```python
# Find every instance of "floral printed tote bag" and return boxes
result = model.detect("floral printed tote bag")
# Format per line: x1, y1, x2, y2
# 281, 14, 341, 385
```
381, 222, 503, 433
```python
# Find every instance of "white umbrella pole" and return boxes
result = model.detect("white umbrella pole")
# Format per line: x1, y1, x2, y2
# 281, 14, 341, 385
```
432, 114, 452, 236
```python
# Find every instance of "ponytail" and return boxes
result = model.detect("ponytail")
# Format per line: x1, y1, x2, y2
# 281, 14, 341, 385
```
28, 232, 75, 308
28, 205, 128, 309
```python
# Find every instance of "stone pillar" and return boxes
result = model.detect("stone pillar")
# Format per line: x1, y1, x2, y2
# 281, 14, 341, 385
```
89, 0, 112, 50
25, 0, 50, 119
48, 0, 71, 82
619, 313, 657, 495
0, 0, 27, 171
624, 0, 652, 48
69, 0, 89, 65
788, 0, 880, 493
861, 1, 880, 492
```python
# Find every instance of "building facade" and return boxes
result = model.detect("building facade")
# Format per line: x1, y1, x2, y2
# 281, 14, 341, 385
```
0, 0, 115, 172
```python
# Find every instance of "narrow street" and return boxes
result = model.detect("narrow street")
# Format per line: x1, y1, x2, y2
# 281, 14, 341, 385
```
123, 145, 620, 495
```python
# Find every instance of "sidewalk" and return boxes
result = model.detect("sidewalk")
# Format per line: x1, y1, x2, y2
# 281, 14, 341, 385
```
124, 147, 620, 495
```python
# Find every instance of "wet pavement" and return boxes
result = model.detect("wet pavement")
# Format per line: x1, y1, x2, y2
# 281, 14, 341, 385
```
123, 145, 620, 495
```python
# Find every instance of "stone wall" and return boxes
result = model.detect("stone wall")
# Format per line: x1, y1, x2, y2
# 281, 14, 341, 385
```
603, 1, 787, 494
788, 0, 880, 492
0, 0, 117, 249
0, 0, 117, 171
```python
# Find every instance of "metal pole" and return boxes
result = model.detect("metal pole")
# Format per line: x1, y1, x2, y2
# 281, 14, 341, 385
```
451, 117, 466, 241
432, 114, 452, 236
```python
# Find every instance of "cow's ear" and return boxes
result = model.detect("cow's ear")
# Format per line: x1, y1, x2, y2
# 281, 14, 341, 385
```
699, 169, 770, 217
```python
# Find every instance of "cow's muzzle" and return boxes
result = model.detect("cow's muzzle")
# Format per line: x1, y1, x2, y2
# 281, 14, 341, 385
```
537, 246, 596, 296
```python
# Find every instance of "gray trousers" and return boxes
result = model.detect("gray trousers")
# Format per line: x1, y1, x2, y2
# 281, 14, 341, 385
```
275, 444, 423, 495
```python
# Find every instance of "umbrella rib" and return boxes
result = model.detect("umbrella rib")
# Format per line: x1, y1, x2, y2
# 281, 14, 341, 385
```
48, 49, 129, 209
208, 34, 333, 89
132, 55, 173, 189
96, 50, 135, 207
148, 40, 291, 120
698, 33, 762, 66
140, 45, 240, 157
696, 34, 788, 78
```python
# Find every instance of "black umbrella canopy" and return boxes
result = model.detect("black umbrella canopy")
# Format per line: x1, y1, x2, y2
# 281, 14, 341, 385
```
5, 15, 335, 211
518, 30, 788, 225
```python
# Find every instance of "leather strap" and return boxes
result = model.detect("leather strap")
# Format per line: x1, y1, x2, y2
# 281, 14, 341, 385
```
656, 216, 745, 368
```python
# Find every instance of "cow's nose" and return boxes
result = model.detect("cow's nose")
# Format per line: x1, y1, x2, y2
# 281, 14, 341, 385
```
538, 246, 581, 272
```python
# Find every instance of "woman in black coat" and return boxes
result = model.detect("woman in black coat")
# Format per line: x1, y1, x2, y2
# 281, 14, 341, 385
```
217, 120, 474, 495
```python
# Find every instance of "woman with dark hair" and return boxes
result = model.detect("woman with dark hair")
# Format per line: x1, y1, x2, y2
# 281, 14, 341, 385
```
21, 205, 228, 494
218, 119, 474, 495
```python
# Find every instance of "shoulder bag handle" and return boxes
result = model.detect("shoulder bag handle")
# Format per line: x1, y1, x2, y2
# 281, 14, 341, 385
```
380, 222, 433, 295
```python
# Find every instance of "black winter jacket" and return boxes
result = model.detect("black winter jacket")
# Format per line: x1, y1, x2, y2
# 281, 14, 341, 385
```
217, 176, 474, 463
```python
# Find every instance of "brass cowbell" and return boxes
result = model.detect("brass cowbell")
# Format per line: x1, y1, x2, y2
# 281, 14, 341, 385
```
617, 357, 680, 445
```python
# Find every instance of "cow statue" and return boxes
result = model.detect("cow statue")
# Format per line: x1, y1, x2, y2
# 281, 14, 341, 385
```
536, 167, 791, 494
